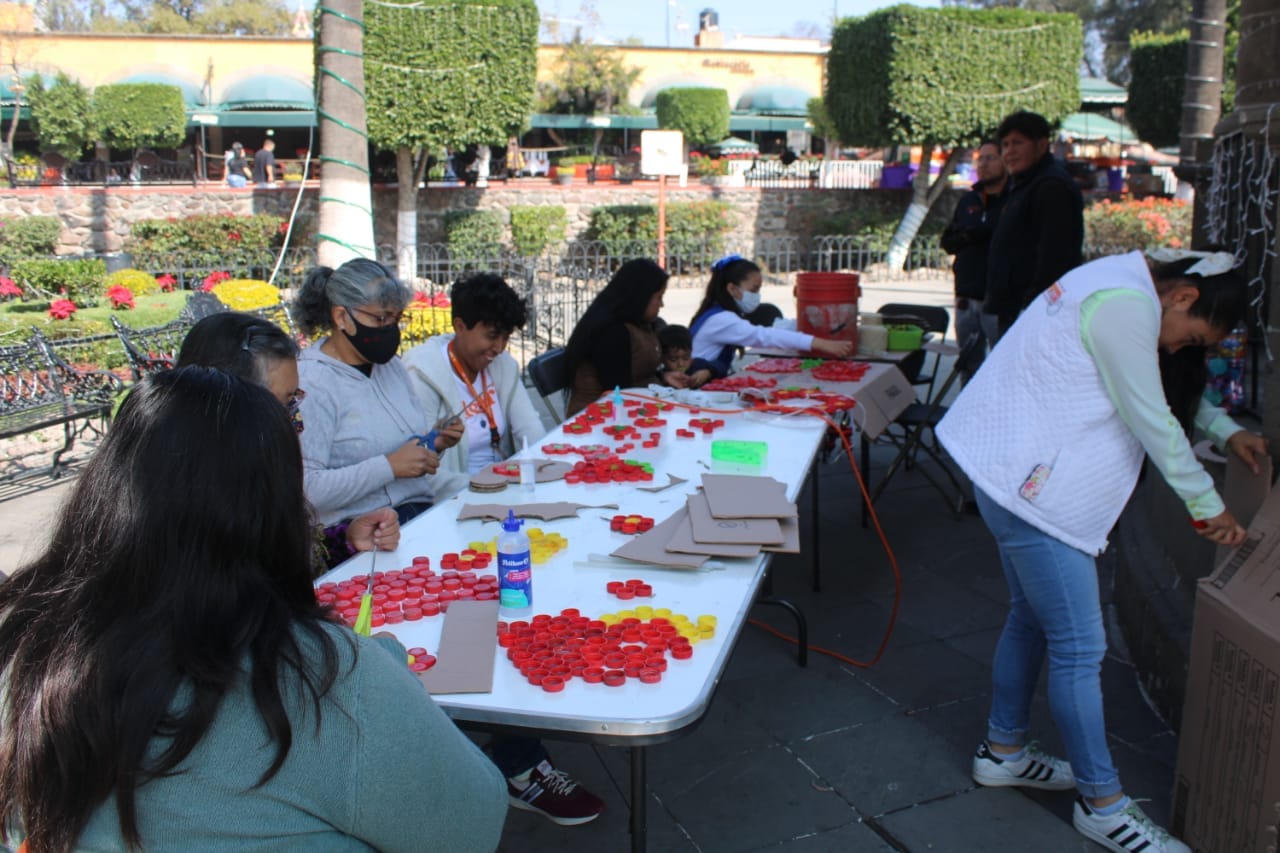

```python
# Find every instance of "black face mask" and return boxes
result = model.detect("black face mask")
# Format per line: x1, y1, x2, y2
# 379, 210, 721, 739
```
343, 311, 401, 365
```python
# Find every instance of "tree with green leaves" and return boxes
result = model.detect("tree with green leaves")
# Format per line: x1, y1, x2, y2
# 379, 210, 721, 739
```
537, 28, 641, 153
655, 88, 729, 148
92, 83, 186, 154
90, 0, 290, 35
28, 73, 94, 157
364, 0, 538, 280
807, 97, 840, 156
827, 5, 1080, 268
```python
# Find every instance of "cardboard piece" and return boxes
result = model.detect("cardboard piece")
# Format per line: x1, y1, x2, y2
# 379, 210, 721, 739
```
418, 600, 499, 695
686, 490, 784, 545
666, 509, 762, 558
469, 459, 573, 492
1173, 485, 1280, 852
701, 474, 797, 519
610, 511, 708, 569
762, 514, 801, 554
635, 473, 688, 493
1215, 452, 1274, 565
457, 502, 619, 522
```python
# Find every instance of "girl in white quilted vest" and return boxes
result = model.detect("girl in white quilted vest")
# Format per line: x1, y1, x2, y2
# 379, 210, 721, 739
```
938, 249, 1268, 853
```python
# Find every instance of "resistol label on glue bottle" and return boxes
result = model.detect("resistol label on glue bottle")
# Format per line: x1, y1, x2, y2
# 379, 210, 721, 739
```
497, 509, 532, 611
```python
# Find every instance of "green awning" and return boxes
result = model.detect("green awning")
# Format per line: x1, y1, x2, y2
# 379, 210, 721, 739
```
116, 72, 207, 107
728, 115, 812, 133
189, 109, 316, 128
711, 136, 759, 153
530, 113, 657, 129
1058, 111, 1137, 143
1079, 76, 1127, 106
735, 86, 811, 116
219, 74, 314, 111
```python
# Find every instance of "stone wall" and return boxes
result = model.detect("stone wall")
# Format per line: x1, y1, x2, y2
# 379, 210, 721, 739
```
0, 182, 959, 255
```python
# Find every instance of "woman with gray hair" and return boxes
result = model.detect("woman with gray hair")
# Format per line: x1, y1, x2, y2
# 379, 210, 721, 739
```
293, 258, 463, 526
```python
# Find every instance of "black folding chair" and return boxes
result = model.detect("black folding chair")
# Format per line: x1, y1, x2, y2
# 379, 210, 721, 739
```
877, 302, 951, 405
526, 346, 568, 420
863, 333, 984, 521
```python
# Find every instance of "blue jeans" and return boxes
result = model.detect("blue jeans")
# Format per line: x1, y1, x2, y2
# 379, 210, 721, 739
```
974, 486, 1122, 799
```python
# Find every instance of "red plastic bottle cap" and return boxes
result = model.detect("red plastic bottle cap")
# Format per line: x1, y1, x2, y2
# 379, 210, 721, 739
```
646, 656, 668, 672
498, 633, 516, 648
422, 601, 441, 616
460, 575, 478, 588
582, 666, 605, 684
638, 518, 654, 532
622, 523, 638, 534
541, 675, 566, 693
606, 581, 624, 594
476, 592, 495, 601
639, 668, 662, 684
412, 556, 431, 566
384, 612, 405, 625
370, 613, 385, 628
424, 581, 443, 593
604, 653, 627, 669
625, 579, 645, 588
387, 588, 406, 600
603, 670, 627, 687
671, 644, 694, 659
623, 663, 643, 677
615, 588, 635, 600
439, 590, 457, 603
635, 584, 654, 597
457, 589, 476, 600
527, 669, 548, 686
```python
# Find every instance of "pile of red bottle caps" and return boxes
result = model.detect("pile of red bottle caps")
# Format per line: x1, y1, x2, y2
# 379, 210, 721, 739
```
701, 375, 778, 392
563, 452, 655, 484
407, 647, 437, 673
491, 462, 521, 477
604, 424, 641, 441
686, 417, 726, 435
498, 609, 693, 692
609, 515, 655, 535
316, 556, 498, 629
810, 360, 872, 382
746, 358, 804, 374
769, 388, 858, 413
606, 578, 654, 598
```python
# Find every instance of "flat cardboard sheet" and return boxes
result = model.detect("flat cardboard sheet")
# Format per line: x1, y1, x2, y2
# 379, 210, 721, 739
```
666, 509, 762, 558
1215, 451, 1274, 565
457, 502, 619, 522
609, 511, 708, 569
635, 473, 687, 493
419, 600, 500, 695
762, 514, 801, 554
701, 474, 797, 519
686, 490, 784, 545
469, 459, 573, 492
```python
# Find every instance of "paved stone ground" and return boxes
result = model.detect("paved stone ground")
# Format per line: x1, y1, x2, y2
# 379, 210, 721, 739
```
1, 277, 1177, 850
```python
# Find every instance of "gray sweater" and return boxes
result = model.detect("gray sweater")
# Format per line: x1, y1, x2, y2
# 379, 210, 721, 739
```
65, 626, 508, 851
298, 341, 438, 526
402, 335, 549, 500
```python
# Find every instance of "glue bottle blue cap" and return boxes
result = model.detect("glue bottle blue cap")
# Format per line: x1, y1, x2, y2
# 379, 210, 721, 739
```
502, 509, 523, 532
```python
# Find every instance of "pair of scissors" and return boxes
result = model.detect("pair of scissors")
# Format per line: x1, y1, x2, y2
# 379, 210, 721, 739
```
409, 407, 464, 454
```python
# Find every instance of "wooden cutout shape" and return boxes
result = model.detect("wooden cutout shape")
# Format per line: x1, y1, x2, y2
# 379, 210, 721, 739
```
418, 600, 499, 695
686, 490, 784, 545
701, 473, 797, 519
610, 511, 708, 569
457, 502, 620, 522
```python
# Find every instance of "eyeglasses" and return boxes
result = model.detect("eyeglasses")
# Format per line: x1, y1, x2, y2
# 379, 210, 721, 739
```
346, 305, 404, 328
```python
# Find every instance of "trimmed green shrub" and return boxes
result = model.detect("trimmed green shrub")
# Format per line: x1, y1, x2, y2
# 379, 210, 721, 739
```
28, 73, 95, 158
126, 214, 285, 267
444, 210, 504, 260
828, 7, 1081, 147
1128, 31, 1188, 149
11, 258, 107, 305
812, 205, 948, 249
585, 201, 732, 261
510, 206, 567, 256
0, 216, 62, 269
92, 83, 187, 152
655, 88, 730, 147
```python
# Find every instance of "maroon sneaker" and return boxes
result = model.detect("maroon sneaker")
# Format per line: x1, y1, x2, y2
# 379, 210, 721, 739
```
507, 759, 605, 825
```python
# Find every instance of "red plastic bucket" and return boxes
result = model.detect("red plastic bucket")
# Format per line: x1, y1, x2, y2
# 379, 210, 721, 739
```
795, 272, 860, 349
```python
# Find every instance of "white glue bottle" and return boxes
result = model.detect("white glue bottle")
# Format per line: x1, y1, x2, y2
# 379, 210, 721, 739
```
497, 510, 532, 613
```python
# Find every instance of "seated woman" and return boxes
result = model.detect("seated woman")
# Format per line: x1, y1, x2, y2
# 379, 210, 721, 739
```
176, 311, 400, 571
403, 273, 547, 499
0, 367, 507, 851
690, 255, 854, 378
292, 258, 462, 526
565, 258, 689, 416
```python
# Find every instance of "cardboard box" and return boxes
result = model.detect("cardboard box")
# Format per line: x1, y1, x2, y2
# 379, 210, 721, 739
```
1172, 484, 1280, 852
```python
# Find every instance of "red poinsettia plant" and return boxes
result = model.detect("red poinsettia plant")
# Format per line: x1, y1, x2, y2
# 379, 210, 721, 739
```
156, 273, 177, 293
48, 298, 77, 320
107, 284, 135, 310
0, 276, 20, 302
412, 291, 451, 308
200, 270, 231, 292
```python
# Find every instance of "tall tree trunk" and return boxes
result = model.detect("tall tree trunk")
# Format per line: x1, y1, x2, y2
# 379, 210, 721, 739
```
884, 145, 965, 270
316, 0, 375, 268
394, 146, 430, 283
1176, 0, 1227, 225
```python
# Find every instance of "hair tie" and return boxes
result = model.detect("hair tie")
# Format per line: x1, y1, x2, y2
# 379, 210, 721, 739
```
1146, 248, 1237, 277
712, 253, 746, 272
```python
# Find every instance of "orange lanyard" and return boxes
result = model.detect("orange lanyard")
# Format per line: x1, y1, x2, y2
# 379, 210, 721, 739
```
448, 342, 501, 450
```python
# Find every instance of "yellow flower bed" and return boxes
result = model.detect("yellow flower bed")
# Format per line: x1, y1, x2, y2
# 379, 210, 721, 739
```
103, 268, 161, 297
211, 279, 281, 312
402, 303, 452, 346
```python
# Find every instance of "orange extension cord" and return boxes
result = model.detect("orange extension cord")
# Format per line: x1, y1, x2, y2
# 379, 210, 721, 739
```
619, 390, 901, 668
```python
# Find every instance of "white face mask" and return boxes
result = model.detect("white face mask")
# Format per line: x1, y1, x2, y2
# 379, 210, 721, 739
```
734, 288, 762, 315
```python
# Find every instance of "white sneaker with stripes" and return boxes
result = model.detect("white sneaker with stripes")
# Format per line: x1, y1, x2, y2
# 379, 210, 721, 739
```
971, 740, 1075, 790
1073, 797, 1190, 852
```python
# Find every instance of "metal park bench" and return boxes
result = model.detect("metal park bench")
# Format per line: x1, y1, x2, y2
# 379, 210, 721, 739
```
111, 315, 192, 381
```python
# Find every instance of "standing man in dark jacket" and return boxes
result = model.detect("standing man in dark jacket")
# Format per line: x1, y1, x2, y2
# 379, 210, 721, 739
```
983, 111, 1084, 337
941, 140, 1007, 379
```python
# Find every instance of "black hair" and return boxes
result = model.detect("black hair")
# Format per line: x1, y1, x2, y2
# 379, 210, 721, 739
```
691, 256, 762, 325
291, 258, 410, 337
564, 258, 668, 375
450, 273, 528, 334
996, 110, 1052, 142
0, 367, 342, 851
1150, 255, 1251, 434
176, 312, 299, 384
658, 324, 692, 353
